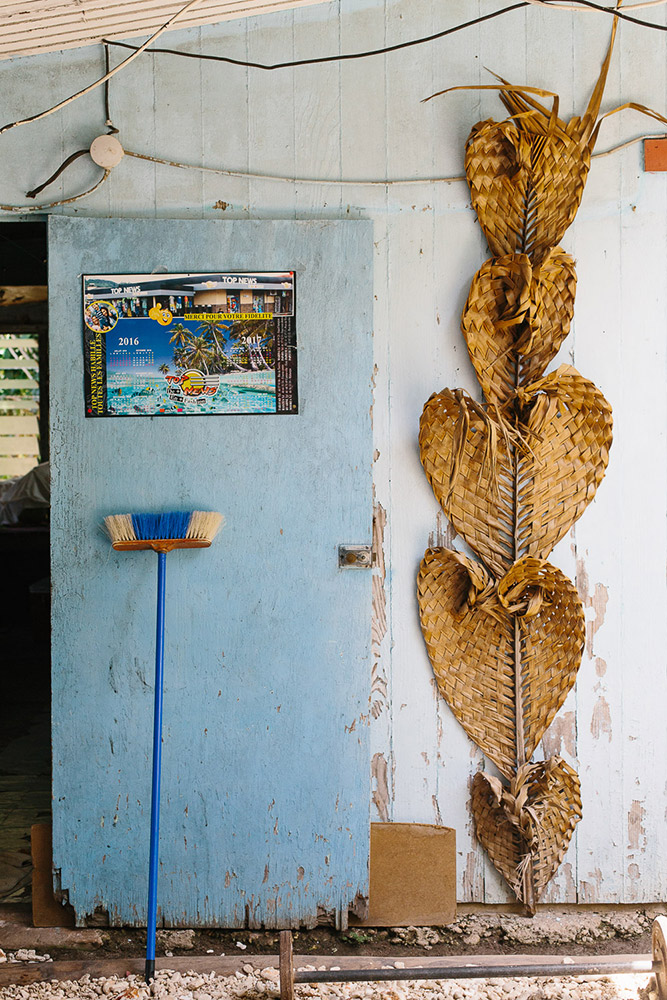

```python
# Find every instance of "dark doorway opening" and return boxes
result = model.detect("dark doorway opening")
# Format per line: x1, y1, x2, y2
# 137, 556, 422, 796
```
0, 220, 51, 911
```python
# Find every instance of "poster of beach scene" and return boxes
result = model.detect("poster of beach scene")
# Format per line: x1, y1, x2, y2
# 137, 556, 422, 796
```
82, 272, 297, 417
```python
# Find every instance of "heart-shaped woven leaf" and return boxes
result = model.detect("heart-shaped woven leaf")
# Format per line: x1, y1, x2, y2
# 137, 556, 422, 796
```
465, 111, 591, 264
471, 758, 582, 905
461, 249, 577, 406
419, 367, 612, 572
418, 550, 585, 777
516, 365, 613, 558
419, 389, 514, 578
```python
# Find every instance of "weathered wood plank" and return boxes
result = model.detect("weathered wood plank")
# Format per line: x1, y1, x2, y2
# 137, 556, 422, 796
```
1, 0, 666, 909
0, 1, 329, 60
0, 286, 47, 306
0, 358, 39, 369
0, 398, 40, 412
0, 456, 37, 476
48, 217, 373, 928
383, 0, 441, 835
0, 436, 40, 455
338, 0, 393, 825
569, 47, 625, 902
0, 415, 39, 434
614, 2, 667, 905
0, 378, 39, 390
426, 3, 488, 904
293, 3, 341, 222
199, 15, 250, 221
148, 21, 205, 217
246, 7, 295, 221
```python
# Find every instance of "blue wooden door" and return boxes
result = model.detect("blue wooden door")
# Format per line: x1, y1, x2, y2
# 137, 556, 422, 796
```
48, 217, 373, 928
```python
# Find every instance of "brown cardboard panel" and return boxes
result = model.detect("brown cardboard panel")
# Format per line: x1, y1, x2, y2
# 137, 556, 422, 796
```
31, 824, 75, 928
354, 822, 456, 927
644, 138, 667, 171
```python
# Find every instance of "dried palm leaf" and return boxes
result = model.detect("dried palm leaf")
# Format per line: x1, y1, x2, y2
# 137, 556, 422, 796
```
419, 388, 514, 578
424, 19, 625, 266
471, 757, 582, 911
461, 249, 577, 407
464, 112, 592, 265
516, 365, 613, 559
416, 14, 630, 909
419, 367, 612, 573
417, 549, 585, 778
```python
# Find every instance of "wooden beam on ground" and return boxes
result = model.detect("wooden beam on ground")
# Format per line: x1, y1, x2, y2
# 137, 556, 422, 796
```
0, 953, 653, 988
279, 930, 294, 1000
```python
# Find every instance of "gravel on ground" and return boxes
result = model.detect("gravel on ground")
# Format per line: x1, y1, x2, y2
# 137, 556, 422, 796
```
0, 963, 658, 1000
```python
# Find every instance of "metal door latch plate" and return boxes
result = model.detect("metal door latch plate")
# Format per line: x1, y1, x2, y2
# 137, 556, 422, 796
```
338, 544, 373, 569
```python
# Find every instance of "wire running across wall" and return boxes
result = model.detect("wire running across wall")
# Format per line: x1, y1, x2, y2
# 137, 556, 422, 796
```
1, 131, 663, 214
1, 0, 667, 212
3, 0, 667, 137
103, 0, 667, 73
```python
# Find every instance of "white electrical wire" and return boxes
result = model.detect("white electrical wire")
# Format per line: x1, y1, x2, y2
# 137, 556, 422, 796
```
0, 131, 662, 214
595, 131, 666, 154
124, 150, 465, 186
122, 132, 664, 186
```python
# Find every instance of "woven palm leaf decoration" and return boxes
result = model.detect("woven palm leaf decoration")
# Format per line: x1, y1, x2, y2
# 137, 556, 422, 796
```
414, 20, 663, 911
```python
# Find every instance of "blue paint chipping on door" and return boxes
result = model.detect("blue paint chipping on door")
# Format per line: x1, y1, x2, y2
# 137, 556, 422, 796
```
48, 218, 374, 928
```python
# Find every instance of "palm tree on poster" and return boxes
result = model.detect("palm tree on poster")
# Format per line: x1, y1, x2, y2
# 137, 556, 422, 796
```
172, 347, 188, 370
169, 323, 190, 350
182, 336, 213, 373
196, 318, 225, 354
158, 364, 170, 376
197, 318, 245, 372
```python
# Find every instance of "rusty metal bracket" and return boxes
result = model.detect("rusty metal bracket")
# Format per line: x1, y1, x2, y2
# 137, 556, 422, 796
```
338, 544, 373, 569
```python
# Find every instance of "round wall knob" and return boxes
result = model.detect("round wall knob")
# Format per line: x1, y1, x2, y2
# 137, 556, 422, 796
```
90, 134, 124, 169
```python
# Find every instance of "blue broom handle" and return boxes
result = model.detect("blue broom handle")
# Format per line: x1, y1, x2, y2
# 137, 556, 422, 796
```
146, 549, 167, 982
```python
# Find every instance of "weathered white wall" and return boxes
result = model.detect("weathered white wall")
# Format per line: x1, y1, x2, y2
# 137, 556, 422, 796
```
2, 0, 666, 904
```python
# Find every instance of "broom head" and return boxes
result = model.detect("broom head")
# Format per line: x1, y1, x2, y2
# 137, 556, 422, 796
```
104, 511, 225, 552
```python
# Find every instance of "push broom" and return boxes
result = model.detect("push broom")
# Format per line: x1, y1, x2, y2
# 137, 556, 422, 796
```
104, 510, 224, 982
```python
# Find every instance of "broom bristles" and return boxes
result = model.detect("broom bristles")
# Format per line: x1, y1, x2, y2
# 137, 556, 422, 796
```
103, 513, 136, 543
104, 510, 225, 545
186, 511, 225, 541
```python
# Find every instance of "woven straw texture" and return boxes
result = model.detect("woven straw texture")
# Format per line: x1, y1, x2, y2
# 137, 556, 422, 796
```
462, 26, 619, 269
419, 388, 514, 579
464, 115, 592, 267
471, 759, 582, 906
416, 26, 622, 909
516, 366, 613, 558
418, 365, 612, 577
418, 549, 585, 779
461, 249, 577, 407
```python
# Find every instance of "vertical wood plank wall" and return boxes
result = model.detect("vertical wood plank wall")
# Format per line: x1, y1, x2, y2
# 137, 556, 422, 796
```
1, 0, 666, 904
